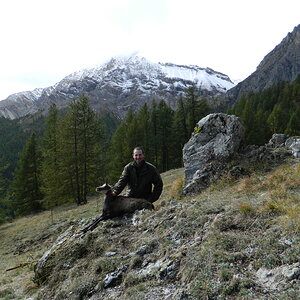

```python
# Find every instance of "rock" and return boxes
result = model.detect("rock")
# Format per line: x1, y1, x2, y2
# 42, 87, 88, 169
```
256, 263, 300, 290
267, 133, 288, 148
183, 113, 244, 194
105, 252, 117, 257
159, 260, 180, 282
103, 265, 128, 288
285, 136, 300, 158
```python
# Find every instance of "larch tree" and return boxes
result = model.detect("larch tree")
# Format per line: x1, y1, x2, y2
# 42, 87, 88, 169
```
41, 103, 62, 210
59, 95, 104, 205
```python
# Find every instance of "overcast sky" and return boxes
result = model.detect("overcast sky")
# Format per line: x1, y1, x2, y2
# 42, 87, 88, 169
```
0, 0, 299, 100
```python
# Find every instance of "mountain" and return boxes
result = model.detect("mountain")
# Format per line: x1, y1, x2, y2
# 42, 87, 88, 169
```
0, 56, 235, 120
228, 24, 300, 103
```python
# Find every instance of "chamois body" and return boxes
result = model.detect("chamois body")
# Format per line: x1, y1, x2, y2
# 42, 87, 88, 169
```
97, 183, 154, 219
81, 183, 154, 233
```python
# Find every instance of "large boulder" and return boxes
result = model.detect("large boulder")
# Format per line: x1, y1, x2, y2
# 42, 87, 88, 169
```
183, 113, 244, 194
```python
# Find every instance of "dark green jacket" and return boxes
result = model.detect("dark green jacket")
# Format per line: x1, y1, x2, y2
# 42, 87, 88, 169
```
113, 160, 163, 203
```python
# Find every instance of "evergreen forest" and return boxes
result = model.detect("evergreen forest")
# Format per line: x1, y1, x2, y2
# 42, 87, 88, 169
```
0, 77, 299, 222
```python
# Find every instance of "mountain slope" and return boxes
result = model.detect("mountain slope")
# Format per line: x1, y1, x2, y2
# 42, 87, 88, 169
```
227, 24, 300, 103
1, 160, 299, 299
0, 56, 235, 120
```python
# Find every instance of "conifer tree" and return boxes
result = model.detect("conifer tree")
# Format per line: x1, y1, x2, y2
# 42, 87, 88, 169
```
174, 96, 189, 141
135, 104, 151, 154
0, 165, 11, 223
11, 133, 42, 215
285, 107, 300, 136
185, 85, 198, 133
109, 109, 134, 182
59, 95, 104, 205
149, 101, 159, 166
267, 103, 287, 133
156, 101, 174, 172
41, 104, 62, 210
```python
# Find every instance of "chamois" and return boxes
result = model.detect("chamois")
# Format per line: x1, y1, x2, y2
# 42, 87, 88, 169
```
81, 183, 154, 233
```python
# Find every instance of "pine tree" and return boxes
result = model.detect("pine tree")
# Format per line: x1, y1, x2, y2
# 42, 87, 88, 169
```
0, 165, 12, 223
156, 101, 174, 172
11, 133, 42, 215
267, 103, 287, 133
285, 107, 300, 136
174, 96, 189, 141
171, 97, 188, 168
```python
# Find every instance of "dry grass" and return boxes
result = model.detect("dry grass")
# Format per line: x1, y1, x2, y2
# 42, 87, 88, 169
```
0, 163, 299, 299
0, 197, 102, 299
0, 168, 184, 299
233, 162, 300, 233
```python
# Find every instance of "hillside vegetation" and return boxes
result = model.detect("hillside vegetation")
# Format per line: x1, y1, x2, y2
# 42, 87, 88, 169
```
0, 159, 299, 299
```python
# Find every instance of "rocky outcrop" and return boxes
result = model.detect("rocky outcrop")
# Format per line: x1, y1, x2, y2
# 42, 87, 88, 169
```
182, 117, 299, 195
183, 113, 244, 194
228, 24, 300, 103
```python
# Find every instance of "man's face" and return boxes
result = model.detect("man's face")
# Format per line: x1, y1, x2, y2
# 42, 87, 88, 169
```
133, 149, 144, 165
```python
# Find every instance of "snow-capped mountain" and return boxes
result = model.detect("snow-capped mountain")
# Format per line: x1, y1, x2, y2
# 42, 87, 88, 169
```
0, 56, 235, 119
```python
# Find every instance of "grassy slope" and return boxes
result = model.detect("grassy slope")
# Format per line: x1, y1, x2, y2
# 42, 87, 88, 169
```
0, 162, 299, 299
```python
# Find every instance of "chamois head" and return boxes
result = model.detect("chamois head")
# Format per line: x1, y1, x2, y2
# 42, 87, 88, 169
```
95, 182, 111, 193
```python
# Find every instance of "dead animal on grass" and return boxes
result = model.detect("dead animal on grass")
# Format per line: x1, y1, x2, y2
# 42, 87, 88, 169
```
82, 183, 154, 233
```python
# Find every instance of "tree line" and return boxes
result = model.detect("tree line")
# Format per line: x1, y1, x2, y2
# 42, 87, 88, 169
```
229, 75, 300, 145
0, 87, 210, 221
1, 76, 299, 222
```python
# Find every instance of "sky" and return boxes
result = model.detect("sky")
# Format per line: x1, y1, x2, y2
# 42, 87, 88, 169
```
0, 0, 299, 100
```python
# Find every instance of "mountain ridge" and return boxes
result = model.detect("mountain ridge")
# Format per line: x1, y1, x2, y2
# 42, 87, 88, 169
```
227, 24, 300, 103
0, 56, 235, 120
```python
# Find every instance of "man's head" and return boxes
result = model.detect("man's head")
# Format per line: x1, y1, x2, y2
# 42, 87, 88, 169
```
133, 147, 145, 165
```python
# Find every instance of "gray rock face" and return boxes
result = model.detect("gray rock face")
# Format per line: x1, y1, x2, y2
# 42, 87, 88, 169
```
285, 136, 300, 158
183, 113, 244, 194
228, 24, 300, 103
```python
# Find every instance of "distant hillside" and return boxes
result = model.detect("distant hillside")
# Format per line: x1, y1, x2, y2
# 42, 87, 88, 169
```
228, 24, 300, 104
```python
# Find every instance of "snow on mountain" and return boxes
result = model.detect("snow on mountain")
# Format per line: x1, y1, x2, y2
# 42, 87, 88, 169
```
64, 56, 234, 92
0, 55, 235, 120
161, 63, 234, 92
4, 88, 44, 103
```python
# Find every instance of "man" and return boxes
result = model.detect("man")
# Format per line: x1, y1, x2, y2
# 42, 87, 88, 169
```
112, 147, 163, 203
